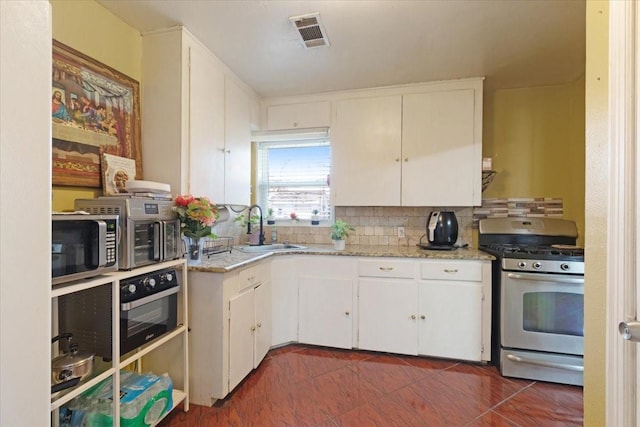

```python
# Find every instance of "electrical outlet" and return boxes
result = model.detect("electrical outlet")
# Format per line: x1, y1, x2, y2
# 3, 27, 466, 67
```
397, 227, 405, 238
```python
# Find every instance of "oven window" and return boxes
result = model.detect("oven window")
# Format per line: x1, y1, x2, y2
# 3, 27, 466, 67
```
124, 299, 169, 337
522, 292, 584, 337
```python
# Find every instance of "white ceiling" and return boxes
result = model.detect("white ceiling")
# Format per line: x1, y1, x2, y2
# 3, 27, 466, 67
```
96, 0, 586, 99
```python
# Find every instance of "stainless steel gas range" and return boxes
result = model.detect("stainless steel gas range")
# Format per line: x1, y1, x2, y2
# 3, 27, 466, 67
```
479, 217, 584, 386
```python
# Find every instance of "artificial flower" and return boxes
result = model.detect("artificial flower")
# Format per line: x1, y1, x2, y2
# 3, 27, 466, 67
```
174, 194, 218, 239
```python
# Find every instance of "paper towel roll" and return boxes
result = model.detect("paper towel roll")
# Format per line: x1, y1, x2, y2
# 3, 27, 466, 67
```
216, 205, 230, 222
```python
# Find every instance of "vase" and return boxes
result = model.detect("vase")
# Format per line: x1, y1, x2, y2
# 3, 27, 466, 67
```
248, 232, 260, 245
333, 239, 345, 251
184, 236, 204, 264
311, 215, 320, 225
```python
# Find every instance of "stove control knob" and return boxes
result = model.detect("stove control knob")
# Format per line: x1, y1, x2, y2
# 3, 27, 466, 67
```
560, 263, 570, 271
143, 277, 156, 289
518, 261, 527, 269
533, 262, 542, 270
161, 272, 173, 283
127, 284, 137, 294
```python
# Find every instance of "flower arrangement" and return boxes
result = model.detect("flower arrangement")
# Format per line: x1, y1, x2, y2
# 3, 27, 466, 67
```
173, 194, 218, 239
290, 212, 298, 221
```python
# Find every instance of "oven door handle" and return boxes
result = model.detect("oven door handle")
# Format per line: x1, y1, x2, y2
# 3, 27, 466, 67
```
506, 273, 584, 284
506, 353, 584, 372
121, 285, 180, 311
153, 221, 162, 261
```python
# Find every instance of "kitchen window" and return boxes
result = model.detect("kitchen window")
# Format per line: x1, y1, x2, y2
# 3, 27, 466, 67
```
254, 130, 331, 222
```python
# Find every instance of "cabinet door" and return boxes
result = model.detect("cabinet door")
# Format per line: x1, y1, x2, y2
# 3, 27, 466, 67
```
299, 277, 353, 349
418, 281, 483, 361
358, 278, 418, 355
331, 96, 402, 206
188, 41, 225, 200
402, 89, 478, 206
224, 77, 251, 205
254, 281, 271, 366
228, 288, 255, 392
271, 256, 299, 346
267, 101, 330, 130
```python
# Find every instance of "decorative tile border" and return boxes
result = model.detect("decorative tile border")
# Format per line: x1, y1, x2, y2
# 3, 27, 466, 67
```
472, 197, 563, 227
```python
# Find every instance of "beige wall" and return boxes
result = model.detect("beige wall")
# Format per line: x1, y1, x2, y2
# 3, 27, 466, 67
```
483, 79, 586, 246
584, 1, 608, 425
51, 0, 141, 211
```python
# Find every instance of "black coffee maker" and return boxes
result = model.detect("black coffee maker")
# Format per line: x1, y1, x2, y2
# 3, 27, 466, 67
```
425, 211, 458, 249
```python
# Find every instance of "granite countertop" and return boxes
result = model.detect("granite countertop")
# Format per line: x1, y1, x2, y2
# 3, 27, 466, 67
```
188, 244, 495, 273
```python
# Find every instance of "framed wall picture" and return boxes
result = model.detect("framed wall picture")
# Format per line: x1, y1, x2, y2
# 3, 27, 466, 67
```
52, 40, 142, 187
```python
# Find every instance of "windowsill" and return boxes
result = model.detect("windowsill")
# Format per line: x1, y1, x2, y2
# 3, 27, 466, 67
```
266, 220, 331, 227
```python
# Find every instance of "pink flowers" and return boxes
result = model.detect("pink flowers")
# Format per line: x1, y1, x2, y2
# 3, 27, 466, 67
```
174, 194, 218, 238
289, 212, 298, 220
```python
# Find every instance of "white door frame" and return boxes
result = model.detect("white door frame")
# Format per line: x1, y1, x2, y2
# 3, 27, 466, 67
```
607, 1, 638, 425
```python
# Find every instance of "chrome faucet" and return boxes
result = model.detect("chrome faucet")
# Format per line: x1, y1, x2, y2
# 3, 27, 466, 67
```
246, 204, 265, 246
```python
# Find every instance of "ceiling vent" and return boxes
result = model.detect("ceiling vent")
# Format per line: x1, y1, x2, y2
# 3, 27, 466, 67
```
289, 12, 330, 49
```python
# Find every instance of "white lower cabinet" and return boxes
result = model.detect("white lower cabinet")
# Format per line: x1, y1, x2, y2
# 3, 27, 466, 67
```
418, 281, 483, 360
188, 260, 271, 404
187, 255, 490, 405
358, 278, 418, 354
229, 281, 271, 392
357, 258, 490, 362
298, 277, 354, 349
271, 256, 299, 346
296, 256, 357, 349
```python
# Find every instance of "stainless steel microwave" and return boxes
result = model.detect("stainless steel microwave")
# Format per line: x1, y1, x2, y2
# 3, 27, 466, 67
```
51, 214, 119, 285
74, 197, 181, 270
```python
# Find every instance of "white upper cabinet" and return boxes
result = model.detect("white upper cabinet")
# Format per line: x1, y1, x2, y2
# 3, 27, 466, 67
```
266, 101, 331, 130
402, 89, 478, 206
330, 79, 483, 207
188, 40, 225, 200
332, 96, 403, 206
142, 27, 255, 205
222, 77, 252, 205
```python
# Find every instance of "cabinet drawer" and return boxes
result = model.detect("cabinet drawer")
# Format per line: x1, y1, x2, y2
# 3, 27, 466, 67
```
238, 262, 270, 289
358, 259, 415, 279
420, 261, 481, 282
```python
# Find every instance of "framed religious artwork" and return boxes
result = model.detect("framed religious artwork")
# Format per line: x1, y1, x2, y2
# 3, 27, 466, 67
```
52, 40, 142, 187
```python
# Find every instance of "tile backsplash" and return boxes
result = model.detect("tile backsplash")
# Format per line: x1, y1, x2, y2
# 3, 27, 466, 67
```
212, 206, 474, 248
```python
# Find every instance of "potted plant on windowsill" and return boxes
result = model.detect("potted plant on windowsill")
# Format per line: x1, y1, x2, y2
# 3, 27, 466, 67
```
330, 219, 355, 251
267, 208, 275, 225
311, 209, 320, 225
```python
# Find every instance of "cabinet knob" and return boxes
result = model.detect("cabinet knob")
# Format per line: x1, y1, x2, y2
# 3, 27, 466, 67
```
251, 326, 256, 331
404, 157, 408, 162
379, 267, 394, 271
444, 269, 458, 273
395, 158, 400, 162
410, 314, 416, 320
420, 315, 426, 320
257, 322, 262, 328
293, 122, 298, 127
345, 311, 350, 316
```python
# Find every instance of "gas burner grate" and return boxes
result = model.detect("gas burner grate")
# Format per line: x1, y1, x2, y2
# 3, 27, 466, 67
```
482, 244, 584, 261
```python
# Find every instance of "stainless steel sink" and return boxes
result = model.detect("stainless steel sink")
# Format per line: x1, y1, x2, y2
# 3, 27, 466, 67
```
235, 243, 308, 253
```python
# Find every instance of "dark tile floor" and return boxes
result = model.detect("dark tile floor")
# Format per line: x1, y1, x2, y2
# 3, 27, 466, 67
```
158, 344, 583, 427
